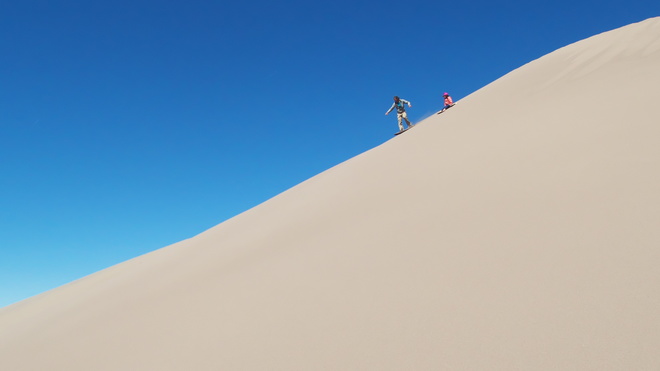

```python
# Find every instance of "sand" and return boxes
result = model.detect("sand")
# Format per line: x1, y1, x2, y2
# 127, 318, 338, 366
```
1, 17, 660, 371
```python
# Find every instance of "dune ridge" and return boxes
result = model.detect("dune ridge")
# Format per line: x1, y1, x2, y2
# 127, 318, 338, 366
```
2, 17, 660, 370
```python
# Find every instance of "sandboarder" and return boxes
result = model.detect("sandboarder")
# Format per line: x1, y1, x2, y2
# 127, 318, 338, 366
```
385, 96, 414, 132
437, 92, 455, 114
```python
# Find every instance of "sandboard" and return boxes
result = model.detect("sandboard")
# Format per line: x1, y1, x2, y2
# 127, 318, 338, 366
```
436, 104, 456, 115
394, 125, 415, 136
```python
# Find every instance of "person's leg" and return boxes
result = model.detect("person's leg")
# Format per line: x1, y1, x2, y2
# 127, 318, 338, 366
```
397, 113, 404, 131
402, 111, 413, 127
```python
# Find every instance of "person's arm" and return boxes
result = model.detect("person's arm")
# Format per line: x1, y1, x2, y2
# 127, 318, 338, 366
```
402, 99, 412, 107
385, 103, 395, 115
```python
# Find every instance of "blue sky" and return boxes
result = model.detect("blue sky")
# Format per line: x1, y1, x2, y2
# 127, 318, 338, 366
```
1, 0, 658, 308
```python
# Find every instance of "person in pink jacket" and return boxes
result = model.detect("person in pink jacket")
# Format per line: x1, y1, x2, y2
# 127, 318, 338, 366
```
438, 92, 455, 113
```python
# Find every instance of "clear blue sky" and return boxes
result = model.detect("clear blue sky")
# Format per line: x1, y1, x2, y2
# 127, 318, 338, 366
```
1, 0, 658, 308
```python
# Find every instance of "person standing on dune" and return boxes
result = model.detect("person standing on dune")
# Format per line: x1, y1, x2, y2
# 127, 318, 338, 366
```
385, 96, 414, 132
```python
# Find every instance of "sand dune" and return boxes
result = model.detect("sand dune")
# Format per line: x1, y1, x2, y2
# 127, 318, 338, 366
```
2, 17, 660, 371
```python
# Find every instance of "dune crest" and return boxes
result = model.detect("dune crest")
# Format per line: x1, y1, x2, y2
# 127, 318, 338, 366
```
2, 17, 660, 371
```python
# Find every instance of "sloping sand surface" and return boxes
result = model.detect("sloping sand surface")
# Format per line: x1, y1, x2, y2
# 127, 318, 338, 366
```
2, 17, 660, 371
